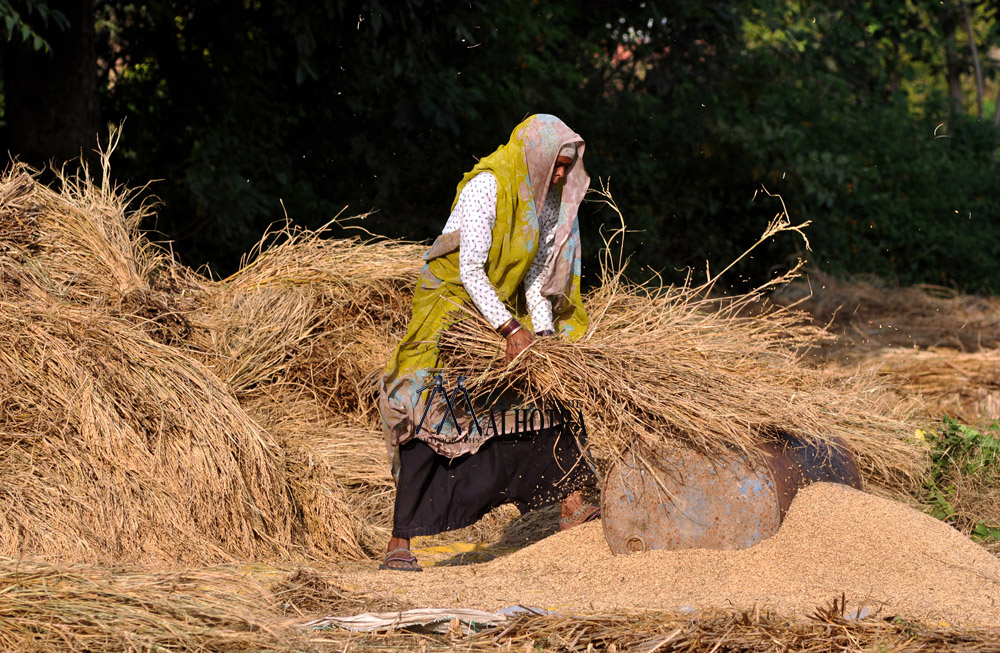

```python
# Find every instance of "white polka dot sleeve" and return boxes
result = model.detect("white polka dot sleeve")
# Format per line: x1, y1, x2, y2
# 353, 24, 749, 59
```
444, 172, 513, 330
523, 189, 560, 334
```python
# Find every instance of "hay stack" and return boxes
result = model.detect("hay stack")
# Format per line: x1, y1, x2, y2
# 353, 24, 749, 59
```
771, 269, 1000, 352
0, 159, 420, 562
0, 270, 292, 563
183, 225, 421, 419
831, 347, 1000, 424
0, 170, 295, 563
242, 391, 395, 559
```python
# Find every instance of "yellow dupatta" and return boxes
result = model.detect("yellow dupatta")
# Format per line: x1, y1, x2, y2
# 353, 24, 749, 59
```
379, 114, 590, 469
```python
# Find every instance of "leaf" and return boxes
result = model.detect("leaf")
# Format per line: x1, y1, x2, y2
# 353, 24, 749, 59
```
972, 522, 1000, 542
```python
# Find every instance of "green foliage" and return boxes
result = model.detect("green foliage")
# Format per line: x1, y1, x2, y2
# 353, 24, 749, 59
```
721, 91, 1000, 291
714, 1, 1000, 291
922, 417, 1000, 542
0, 0, 67, 52
2, 0, 995, 288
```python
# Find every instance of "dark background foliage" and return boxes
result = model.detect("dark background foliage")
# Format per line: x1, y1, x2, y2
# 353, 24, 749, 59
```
2, 0, 998, 290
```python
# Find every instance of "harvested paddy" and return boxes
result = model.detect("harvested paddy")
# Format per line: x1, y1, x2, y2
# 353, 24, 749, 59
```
337, 483, 1000, 629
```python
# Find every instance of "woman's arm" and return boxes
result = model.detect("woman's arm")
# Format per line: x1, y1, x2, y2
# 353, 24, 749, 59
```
453, 173, 513, 329
452, 172, 536, 362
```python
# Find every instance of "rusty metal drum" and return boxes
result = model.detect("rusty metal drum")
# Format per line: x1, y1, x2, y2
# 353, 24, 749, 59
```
600, 434, 863, 554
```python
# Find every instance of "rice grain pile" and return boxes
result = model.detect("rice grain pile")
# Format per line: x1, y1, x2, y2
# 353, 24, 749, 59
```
337, 482, 1000, 629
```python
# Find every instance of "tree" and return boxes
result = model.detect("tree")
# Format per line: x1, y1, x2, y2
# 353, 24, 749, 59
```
3, 0, 98, 167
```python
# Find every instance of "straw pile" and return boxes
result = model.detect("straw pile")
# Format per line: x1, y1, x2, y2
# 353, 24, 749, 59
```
244, 393, 395, 559
0, 158, 416, 563
182, 224, 421, 415
771, 269, 1000, 353
0, 167, 293, 563
831, 347, 1000, 424
775, 270, 1000, 423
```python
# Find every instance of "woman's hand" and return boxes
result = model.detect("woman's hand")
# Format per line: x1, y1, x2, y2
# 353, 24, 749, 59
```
505, 328, 536, 365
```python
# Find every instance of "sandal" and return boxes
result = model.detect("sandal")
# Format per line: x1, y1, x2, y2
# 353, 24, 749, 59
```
379, 547, 423, 572
559, 503, 601, 530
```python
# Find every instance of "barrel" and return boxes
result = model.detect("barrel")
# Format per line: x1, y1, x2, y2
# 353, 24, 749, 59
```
600, 433, 862, 554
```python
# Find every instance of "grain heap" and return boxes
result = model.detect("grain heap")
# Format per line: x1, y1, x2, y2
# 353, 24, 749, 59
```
340, 482, 1000, 629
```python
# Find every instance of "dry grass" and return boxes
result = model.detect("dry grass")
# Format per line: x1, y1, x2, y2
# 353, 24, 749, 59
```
241, 390, 395, 560
827, 347, 1000, 424
0, 157, 413, 563
772, 268, 1000, 353
442, 606, 1000, 652
0, 558, 307, 651
186, 221, 422, 417
0, 270, 291, 563
440, 192, 926, 497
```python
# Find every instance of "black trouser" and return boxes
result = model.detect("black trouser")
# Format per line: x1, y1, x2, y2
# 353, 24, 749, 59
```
391, 424, 597, 539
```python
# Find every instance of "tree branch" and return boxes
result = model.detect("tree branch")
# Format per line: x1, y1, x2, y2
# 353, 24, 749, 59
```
958, 0, 985, 119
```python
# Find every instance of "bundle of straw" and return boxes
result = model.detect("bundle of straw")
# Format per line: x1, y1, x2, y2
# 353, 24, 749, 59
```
10, 136, 172, 306
0, 558, 309, 651
0, 286, 292, 563
440, 192, 926, 495
184, 224, 421, 417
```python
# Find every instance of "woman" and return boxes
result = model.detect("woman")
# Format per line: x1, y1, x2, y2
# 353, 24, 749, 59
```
378, 114, 598, 571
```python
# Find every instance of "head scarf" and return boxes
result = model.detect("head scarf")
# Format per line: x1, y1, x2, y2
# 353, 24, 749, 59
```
428, 114, 590, 313
512, 114, 589, 310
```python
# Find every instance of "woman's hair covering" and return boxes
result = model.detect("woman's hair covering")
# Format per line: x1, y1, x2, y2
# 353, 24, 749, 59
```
514, 115, 589, 313
558, 143, 579, 161
434, 114, 590, 315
